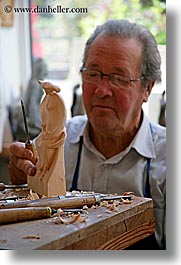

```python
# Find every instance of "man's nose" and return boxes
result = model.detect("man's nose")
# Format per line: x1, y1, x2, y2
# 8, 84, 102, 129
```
94, 77, 113, 97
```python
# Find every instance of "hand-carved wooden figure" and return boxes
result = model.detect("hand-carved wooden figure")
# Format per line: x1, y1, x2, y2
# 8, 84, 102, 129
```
27, 80, 67, 196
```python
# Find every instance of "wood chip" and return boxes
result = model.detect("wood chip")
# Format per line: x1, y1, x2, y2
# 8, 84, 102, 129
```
79, 216, 88, 222
121, 198, 132, 204
58, 213, 81, 225
22, 234, 40, 239
97, 214, 102, 218
123, 191, 134, 196
0, 239, 7, 244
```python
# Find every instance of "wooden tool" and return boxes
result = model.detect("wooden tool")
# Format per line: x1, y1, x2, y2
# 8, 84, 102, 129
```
0, 207, 52, 224
21, 100, 37, 164
0, 194, 133, 210
0, 183, 28, 191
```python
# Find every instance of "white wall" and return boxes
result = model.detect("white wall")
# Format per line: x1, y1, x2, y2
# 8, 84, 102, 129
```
0, 0, 31, 152
143, 45, 166, 123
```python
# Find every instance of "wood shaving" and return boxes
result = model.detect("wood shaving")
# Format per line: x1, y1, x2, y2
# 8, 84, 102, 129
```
69, 190, 95, 196
121, 198, 132, 204
0, 189, 29, 200
79, 216, 88, 223
22, 234, 40, 239
97, 214, 102, 218
27, 189, 40, 200
83, 205, 89, 210
112, 200, 120, 207
100, 198, 124, 212
109, 203, 119, 211
100, 200, 121, 211
100, 201, 109, 208
18, 189, 49, 201
123, 191, 134, 196
91, 205, 99, 209
56, 213, 81, 225
54, 207, 89, 225
57, 208, 64, 217
0, 239, 7, 244
105, 210, 113, 214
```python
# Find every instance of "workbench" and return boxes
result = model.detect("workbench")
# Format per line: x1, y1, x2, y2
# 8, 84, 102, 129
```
0, 196, 154, 250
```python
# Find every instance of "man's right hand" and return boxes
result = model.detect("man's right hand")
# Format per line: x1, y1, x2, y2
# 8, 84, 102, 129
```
8, 142, 37, 184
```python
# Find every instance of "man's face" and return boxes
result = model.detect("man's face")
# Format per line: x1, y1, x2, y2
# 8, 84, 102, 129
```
82, 34, 150, 134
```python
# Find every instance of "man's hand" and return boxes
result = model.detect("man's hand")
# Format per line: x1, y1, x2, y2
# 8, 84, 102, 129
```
8, 142, 37, 184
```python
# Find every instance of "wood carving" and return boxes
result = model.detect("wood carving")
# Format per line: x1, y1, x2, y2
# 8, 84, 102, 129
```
27, 80, 67, 197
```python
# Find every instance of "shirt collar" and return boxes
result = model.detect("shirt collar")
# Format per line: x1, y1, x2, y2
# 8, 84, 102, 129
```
131, 112, 156, 159
68, 113, 156, 159
68, 115, 87, 144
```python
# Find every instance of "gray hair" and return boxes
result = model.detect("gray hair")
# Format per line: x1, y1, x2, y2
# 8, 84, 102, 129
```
82, 19, 161, 85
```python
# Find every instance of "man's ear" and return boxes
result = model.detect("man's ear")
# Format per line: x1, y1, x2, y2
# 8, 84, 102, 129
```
143, 81, 155, 102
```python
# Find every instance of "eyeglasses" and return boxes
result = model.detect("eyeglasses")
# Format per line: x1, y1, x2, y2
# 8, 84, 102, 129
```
80, 68, 144, 88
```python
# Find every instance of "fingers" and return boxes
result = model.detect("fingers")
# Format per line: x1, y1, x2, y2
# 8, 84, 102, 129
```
10, 142, 33, 161
11, 155, 37, 176
8, 160, 27, 184
8, 142, 37, 184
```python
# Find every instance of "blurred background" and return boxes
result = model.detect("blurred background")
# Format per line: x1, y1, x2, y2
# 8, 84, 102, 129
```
0, 0, 166, 182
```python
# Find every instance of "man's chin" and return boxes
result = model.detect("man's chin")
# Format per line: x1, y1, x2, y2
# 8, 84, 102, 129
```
90, 115, 116, 131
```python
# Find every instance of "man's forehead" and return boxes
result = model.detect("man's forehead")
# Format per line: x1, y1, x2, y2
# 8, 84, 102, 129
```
88, 34, 141, 57
92, 33, 139, 46
86, 34, 142, 70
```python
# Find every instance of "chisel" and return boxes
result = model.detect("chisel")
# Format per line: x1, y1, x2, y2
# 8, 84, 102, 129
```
0, 194, 133, 209
0, 207, 52, 224
0, 182, 28, 191
21, 100, 37, 164
0, 206, 85, 225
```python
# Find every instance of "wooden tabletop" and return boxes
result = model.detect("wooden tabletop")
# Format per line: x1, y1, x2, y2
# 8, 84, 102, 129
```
0, 196, 154, 250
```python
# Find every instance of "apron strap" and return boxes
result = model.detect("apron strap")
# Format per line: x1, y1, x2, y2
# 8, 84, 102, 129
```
70, 136, 83, 191
144, 122, 153, 198
144, 158, 151, 198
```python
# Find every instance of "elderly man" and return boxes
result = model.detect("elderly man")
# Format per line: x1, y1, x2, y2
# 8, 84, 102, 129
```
9, 20, 166, 249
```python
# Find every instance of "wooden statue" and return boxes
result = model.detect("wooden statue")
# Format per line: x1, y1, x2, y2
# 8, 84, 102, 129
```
27, 80, 67, 197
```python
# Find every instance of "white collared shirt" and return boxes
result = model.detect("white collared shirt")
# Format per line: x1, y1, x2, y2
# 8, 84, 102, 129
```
64, 112, 166, 248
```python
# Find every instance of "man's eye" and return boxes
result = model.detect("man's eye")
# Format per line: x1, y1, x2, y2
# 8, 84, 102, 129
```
89, 72, 98, 77
115, 76, 128, 83
87, 73, 99, 80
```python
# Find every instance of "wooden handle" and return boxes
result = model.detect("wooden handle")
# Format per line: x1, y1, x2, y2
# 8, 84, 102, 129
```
0, 207, 52, 224
0, 199, 34, 209
0, 196, 97, 210
28, 196, 97, 209
25, 142, 37, 164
